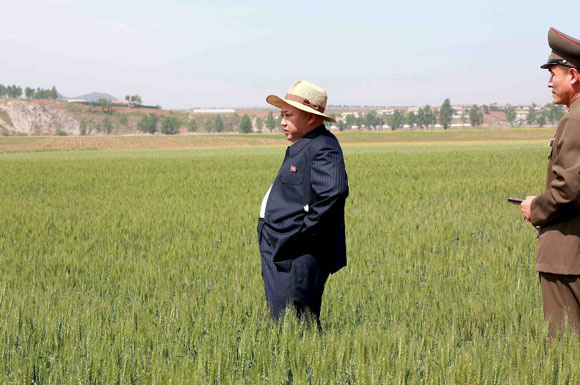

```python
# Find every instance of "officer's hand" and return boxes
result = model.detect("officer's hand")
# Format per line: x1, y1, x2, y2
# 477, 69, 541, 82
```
521, 196, 535, 221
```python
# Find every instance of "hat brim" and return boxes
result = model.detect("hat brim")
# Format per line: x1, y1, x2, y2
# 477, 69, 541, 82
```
266, 95, 336, 123
541, 52, 579, 69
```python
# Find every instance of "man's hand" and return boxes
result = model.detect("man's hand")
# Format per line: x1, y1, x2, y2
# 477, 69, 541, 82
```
521, 195, 536, 221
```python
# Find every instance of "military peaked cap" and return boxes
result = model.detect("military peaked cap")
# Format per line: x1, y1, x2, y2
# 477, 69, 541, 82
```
541, 28, 580, 69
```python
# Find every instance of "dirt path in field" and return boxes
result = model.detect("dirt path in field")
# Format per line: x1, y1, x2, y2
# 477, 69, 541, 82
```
0, 134, 288, 153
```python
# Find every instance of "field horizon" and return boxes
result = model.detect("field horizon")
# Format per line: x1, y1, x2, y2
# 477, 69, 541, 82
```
0, 126, 556, 154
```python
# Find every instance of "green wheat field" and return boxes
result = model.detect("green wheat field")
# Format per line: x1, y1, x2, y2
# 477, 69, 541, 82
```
2, 128, 580, 384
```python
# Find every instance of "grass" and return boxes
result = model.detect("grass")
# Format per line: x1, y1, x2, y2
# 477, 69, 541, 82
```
1, 130, 579, 384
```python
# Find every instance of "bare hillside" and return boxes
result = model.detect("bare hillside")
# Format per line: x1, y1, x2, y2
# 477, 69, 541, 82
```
0, 99, 80, 135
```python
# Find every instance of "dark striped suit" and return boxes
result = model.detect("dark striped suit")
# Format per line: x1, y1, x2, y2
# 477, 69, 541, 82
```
258, 125, 349, 322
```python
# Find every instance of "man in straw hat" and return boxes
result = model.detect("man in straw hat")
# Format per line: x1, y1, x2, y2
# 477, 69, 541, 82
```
257, 80, 349, 327
522, 28, 580, 336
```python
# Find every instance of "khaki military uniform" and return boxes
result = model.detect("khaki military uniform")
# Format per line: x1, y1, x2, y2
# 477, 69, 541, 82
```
532, 98, 580, 333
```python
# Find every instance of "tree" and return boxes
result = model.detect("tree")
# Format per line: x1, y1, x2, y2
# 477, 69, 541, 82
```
266, 111, 276, 131
119, 114, 128, 126
345, 114, 357, 129
438, 98, 453, 129
505, 106, 516, 127
416, 107, 426, 128
125, 95, 130, 101
546, 103, 566, 126
101, 116, 113, 134
469, 105, 483, 127
50, 86, 58, 100
430, 108, 438, 127
98, 98, 112, 114
25, 87, 34, 99
137, 113, 159, 134
130, 95, 142, 104
482, 105, 490, 114
388, 110, 405, 130
364, 110, 379, 129
187, 118, 198, 132
417, 105, 435, 128
160, 116, 180, 134
204, 117, 215, 132
79, 120, 88, 136
460, 111, 468, 127
526, 106, 537, 125
226, 113, 240, 131
255, 117, 264, 132
214, 114, 225, 132
406, 111, 417, 129
6, 85, 22, 98
537, 111, 547, 127
239, 114, 252, 133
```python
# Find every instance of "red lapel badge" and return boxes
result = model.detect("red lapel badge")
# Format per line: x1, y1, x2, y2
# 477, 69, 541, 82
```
290, 165, 297, 172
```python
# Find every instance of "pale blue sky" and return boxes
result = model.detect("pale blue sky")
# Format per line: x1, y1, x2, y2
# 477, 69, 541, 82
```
2, 0, 579, 109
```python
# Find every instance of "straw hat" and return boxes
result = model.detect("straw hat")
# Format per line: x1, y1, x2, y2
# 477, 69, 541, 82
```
266, 80, 336, 123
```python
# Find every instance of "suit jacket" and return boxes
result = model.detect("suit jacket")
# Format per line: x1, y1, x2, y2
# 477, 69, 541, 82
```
259, 125, 349, 274
532, 98, 580, 274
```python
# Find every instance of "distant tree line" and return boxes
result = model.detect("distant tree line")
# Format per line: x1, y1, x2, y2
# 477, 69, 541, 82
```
469, 105, 484, 127
336, 102, 443, 131
137, 113, 182, 135
0, 84, 59, 100
124, 95, 142, 104
0, 85, 23, 98
25, 86, 59, 100
180, 111, 282, 134
524, 103, 565, 127
331, 99, 566, 131
78, 116, 114, 135
80, 110, 282, 137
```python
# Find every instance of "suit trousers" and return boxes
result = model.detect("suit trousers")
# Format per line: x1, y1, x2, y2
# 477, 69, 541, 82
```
539, 272, 580, 337
259, 226, 329, 322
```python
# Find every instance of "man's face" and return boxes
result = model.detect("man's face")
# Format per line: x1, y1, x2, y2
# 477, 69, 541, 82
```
548, 65, 574, 106
280, 105, 312, 142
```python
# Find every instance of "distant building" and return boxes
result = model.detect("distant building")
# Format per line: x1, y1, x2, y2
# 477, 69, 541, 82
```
192, 108, 235, 114
490, 103, 510, 110
377, 109, 395, 116
340, 111, 360, 118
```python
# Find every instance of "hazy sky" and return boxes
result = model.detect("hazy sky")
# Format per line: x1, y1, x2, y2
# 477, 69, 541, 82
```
2, 0, 579, 109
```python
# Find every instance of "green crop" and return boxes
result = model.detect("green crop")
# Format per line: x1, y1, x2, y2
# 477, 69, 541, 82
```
1, 137, 580, 384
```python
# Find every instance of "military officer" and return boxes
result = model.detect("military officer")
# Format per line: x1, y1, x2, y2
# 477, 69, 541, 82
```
522, 28, 580, 336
